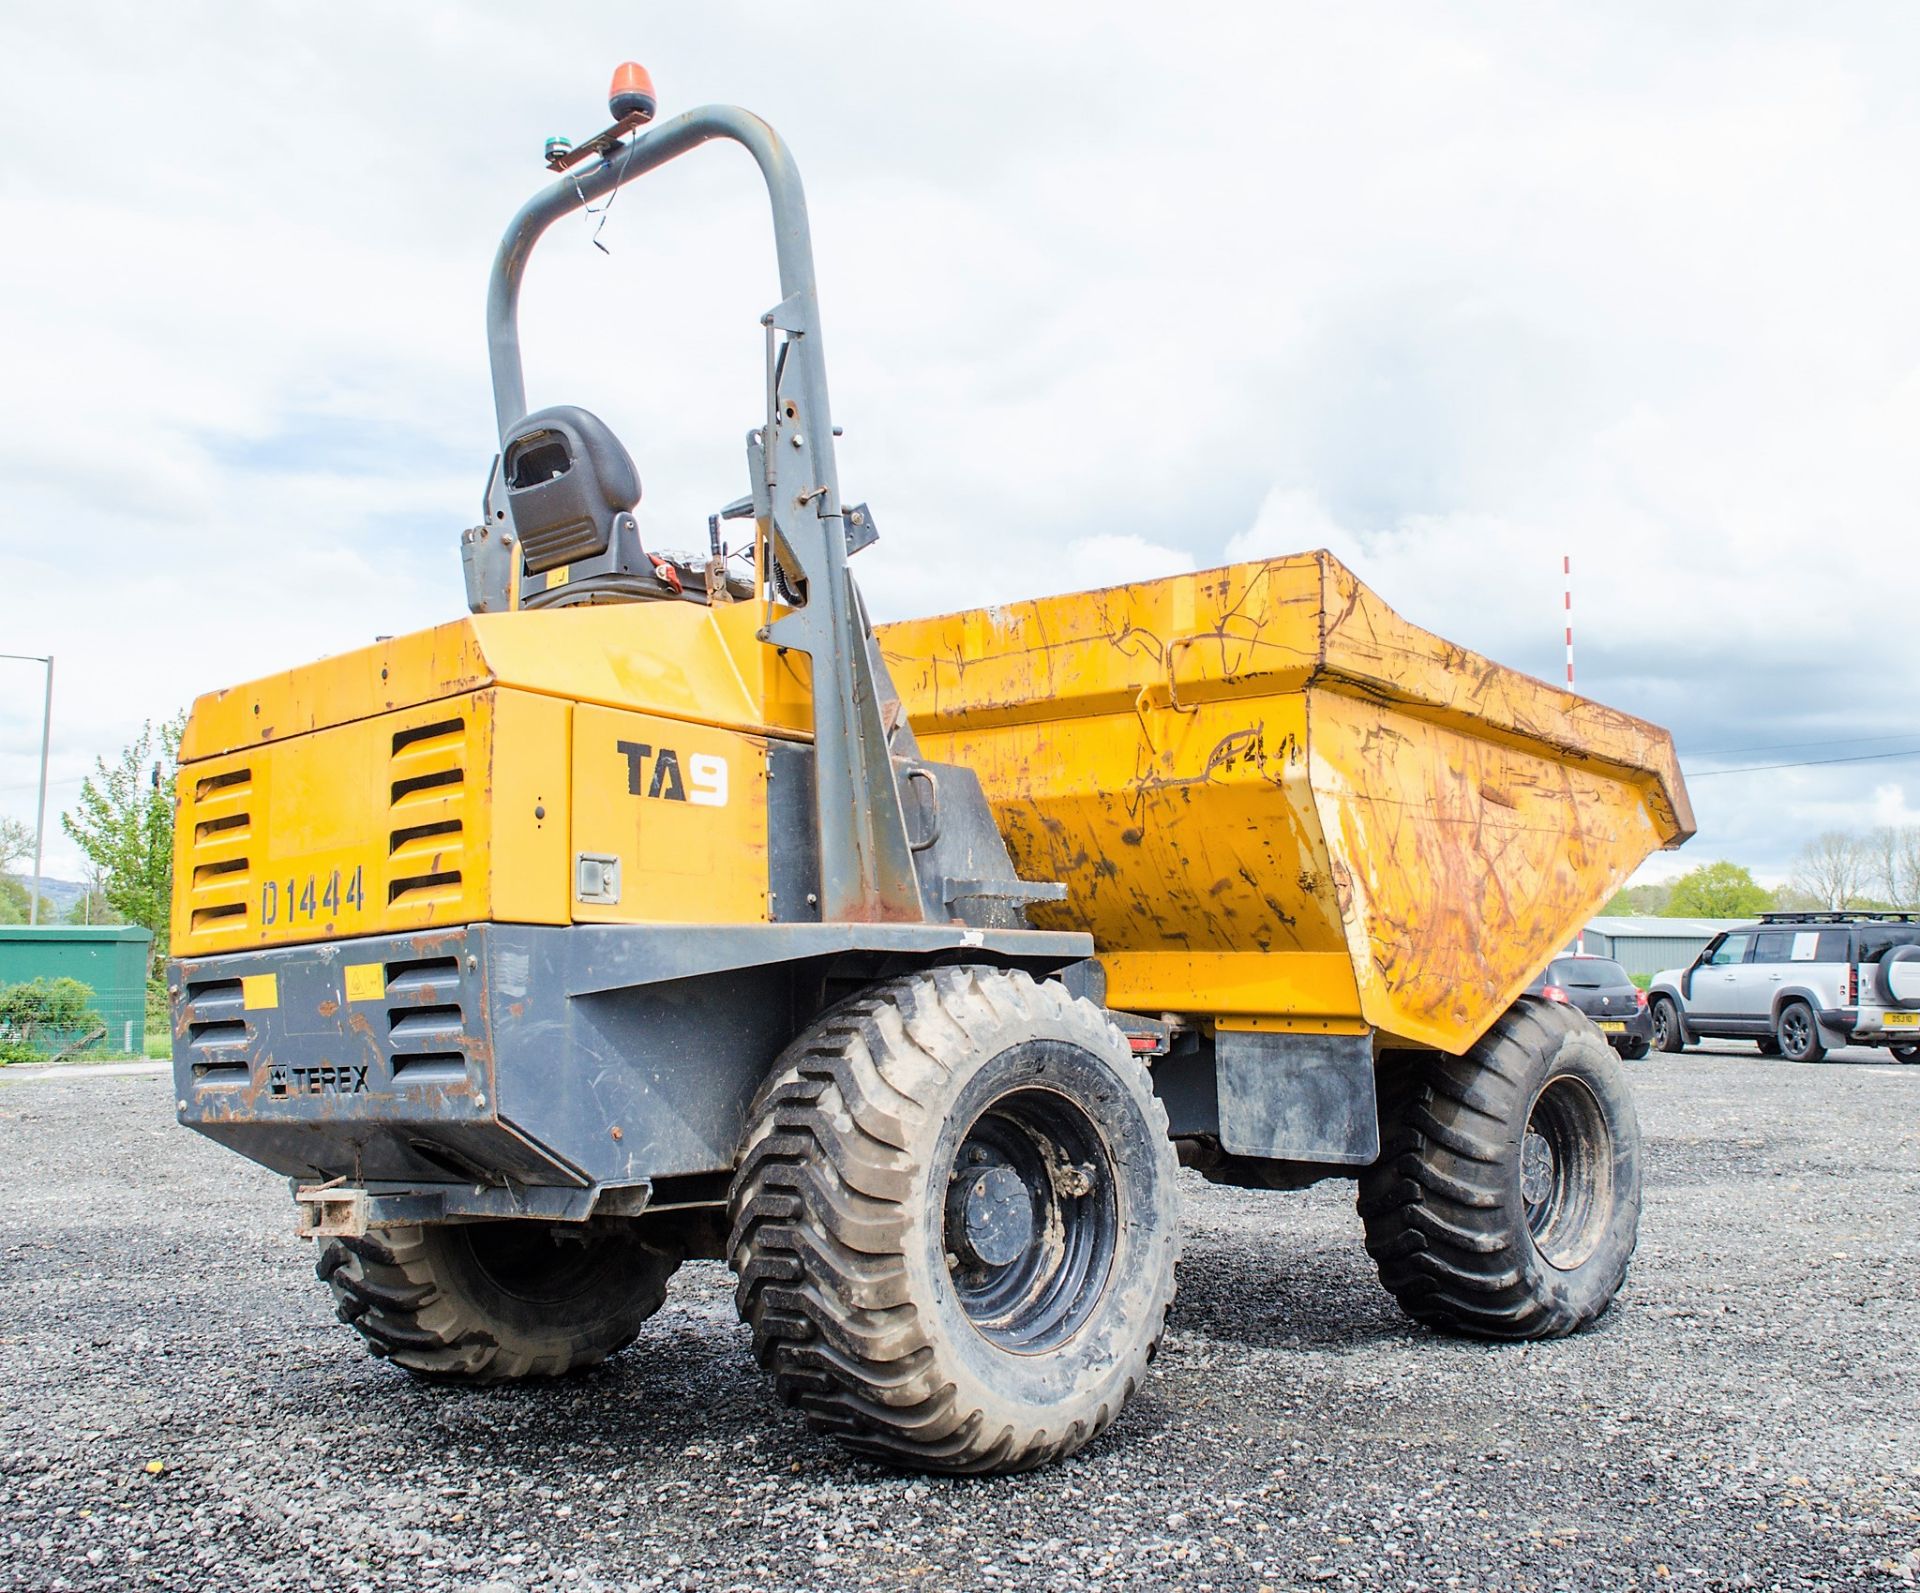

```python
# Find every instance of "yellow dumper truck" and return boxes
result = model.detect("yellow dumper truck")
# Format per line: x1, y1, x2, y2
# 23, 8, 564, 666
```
169, 70, 1693, 1474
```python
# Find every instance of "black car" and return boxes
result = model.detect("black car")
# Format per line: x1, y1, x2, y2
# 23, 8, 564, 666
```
1523, 955, 1652, 1058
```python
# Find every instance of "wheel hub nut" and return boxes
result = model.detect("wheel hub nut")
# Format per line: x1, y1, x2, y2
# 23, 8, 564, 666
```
1520, 1130, 1554, 1205
951, 1163, 1034, 1269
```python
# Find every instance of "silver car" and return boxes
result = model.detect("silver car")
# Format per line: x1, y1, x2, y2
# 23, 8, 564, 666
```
1647, 912, 1920, 1064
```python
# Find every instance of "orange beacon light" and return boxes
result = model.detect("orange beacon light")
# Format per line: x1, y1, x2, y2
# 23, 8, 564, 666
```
609, 63, 657, 124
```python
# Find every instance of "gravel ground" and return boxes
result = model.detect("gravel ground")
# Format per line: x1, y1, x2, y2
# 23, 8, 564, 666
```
1, 1046, 1916, 1593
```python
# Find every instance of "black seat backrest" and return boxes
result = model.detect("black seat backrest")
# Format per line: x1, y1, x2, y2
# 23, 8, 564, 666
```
501, 405, 641, 575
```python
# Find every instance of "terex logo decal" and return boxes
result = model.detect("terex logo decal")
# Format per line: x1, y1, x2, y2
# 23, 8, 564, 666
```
617, 740, 728, 807
268, 1064, 369, 1096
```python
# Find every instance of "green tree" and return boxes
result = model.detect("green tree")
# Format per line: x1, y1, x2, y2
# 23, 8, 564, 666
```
1661, 861, 1773, 919
1792, 830, 1869, 911
1603, 882, 1673, 916
0, 876, 55, 924
0, 815, 31, 873
1863, 824, 1920, 908
0, 817, 50, 924
60, 713, 186, 976
63, 881, 119, 925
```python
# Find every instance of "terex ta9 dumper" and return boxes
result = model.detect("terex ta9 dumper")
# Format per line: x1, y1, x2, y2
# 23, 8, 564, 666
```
169, 69, 1694, 1474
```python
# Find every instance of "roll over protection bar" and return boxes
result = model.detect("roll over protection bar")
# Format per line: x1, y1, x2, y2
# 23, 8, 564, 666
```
485, 105, 826, 453
481, 105, 924, 924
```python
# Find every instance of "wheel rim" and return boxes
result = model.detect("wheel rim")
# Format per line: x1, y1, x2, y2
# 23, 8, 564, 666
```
943, 1086, 1119, 1353
1651, 1003, 1672, 1048
1520, 1075, 1613, 1271
1780, 1006, 1812, 1058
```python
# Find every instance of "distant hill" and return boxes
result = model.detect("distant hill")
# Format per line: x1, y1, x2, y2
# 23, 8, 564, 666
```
0, 876, 94, 921
37, 878, 89, 916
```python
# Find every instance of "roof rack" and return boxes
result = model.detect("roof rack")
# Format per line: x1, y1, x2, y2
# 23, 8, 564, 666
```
1756, 910, 1920, 924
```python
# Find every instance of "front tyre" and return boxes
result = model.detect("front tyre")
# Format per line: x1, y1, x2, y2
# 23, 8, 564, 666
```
318, 1221, 680, 1382
1358, 997, 1642, 1339
728, 966, 1179, 1474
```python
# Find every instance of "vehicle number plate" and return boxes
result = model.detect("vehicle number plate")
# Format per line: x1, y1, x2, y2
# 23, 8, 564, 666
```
1597, 1020, 1627, 1033
1883, 1011, 1919, 1028
260, 865, 366, 929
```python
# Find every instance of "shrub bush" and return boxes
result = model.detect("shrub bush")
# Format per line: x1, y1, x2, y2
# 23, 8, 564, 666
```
0, 976, 106, 1062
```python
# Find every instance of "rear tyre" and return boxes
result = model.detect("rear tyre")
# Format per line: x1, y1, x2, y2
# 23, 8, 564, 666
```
1892, 1043, 1920, 1064
1617, 1036, 1650, 1061
1358, 996, 1642, 1340
1649, 996, 1685, 1054
318, 1221, 679, 1382
728, 966, 1179, 1474
1775, 1000, 1828, 1064
1755, 1036, 1782, 1057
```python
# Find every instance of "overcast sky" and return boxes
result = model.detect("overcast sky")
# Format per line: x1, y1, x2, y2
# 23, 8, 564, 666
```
3, 3, 1917, 887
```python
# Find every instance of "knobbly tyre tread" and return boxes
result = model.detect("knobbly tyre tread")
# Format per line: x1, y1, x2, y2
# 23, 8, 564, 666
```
1357, 997, 1640, 1341
727, 966, 1178, 1475
317, 1222, 679, 1383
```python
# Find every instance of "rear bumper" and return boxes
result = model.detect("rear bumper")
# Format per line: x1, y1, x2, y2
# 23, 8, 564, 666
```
1582, 1006, 1652, 1046
1835, 1009, 1920, 1046
173, 919, 1090, 1202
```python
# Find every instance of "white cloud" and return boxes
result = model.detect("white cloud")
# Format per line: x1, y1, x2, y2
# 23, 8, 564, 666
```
3, 2, 1918, 884
1053, 535, 1195, 598
1870, 784, 1920, 830
1224, 490, 1347, 567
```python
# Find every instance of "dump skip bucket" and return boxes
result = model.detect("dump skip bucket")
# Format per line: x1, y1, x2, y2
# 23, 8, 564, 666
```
879, 552, 1693, 1054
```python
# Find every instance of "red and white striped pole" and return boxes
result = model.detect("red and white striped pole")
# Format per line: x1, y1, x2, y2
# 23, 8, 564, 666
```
1563, 554, 1575, 689
1564, 553, 1584, 955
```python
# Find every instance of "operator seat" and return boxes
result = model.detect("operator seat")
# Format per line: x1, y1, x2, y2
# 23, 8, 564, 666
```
501, 405, 643, 578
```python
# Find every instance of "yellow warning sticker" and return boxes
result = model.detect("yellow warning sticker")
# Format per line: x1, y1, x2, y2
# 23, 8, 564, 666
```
241, 973, 279, 1011
344, 963, 386, 1003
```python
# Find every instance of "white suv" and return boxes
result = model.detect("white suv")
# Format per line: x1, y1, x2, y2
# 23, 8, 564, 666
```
1647, 912, 1920, 1064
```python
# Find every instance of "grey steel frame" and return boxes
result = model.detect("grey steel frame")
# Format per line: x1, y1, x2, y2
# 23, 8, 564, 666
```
484, 105, 921, 925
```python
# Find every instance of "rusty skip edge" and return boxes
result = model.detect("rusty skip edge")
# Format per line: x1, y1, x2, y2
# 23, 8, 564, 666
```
880, 552, 1696, 849
1311, 556, 1695, 847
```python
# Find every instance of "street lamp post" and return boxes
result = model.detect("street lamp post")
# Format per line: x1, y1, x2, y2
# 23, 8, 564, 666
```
2, 653, 53, 926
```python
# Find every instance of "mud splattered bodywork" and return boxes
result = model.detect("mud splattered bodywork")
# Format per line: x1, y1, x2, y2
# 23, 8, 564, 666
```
161, 84, 1679, 1457
878, 551, 1694, 1054
165, 596, 1090, 1211
173, 919, 1086, 1221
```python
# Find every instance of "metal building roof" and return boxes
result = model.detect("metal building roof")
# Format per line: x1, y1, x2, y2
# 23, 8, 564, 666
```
0, 925, 152, 943
1581, 915, 1754, 939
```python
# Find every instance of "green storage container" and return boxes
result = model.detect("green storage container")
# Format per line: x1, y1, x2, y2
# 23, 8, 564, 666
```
0, 925, 155, 1058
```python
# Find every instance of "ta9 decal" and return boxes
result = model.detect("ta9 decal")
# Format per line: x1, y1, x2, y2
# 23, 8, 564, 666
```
617, 741, 728, 807
688, 754, 727, 807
